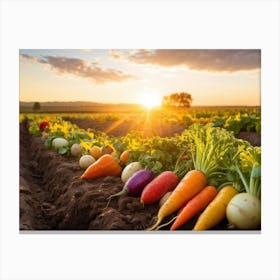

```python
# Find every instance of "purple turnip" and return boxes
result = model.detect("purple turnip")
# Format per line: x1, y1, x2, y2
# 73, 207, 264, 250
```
106, 169, 154, 206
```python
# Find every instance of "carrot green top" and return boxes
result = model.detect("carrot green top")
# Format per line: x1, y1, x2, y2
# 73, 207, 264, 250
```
184, 124, 235, 183
208, 133, 261, 199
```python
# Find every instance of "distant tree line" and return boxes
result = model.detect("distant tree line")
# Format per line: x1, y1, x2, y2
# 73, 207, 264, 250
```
33, 102, 41, 111
162, 92, 192, 108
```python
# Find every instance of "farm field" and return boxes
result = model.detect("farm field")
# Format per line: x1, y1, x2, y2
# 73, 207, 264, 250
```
20, 106, 261, 231
19, 49, 262, 232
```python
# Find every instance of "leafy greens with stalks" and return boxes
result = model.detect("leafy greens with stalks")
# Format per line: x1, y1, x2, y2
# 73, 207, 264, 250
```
219, 138, 261, 199
184, 124, 236, 185
217, 138, 251, 192
234, 146, 261, 199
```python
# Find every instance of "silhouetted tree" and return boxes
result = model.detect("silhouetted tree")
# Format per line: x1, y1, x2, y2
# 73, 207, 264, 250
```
162, 92, 192, 108
32, 102, 41, 112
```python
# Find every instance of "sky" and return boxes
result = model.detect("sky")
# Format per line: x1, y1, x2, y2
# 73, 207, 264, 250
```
19, 49, 261, 106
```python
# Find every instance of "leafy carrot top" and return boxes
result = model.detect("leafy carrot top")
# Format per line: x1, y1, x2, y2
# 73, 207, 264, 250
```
183, 124, 236, 183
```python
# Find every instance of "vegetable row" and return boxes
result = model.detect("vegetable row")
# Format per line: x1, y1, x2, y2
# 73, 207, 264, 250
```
25, 115, 261, 230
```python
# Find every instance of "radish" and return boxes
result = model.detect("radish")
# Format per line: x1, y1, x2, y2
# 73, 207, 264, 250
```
107, 169, 154, 205
121, 162, 143, 183
140, 171, 179, 204
70, 143, 83, 157
79, 155, 96, 169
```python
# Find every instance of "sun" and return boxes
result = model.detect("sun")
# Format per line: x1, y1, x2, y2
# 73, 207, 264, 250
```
139, 92, 162, 109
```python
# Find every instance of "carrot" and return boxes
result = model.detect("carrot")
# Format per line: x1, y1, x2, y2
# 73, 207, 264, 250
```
120, 150, 130, 165
193, 185, 238, 230
80, 154, 122, 179
140, 171, 179, 204
147, 170, 207, 230
170, 186, 217, 230
147, 124, 235, 231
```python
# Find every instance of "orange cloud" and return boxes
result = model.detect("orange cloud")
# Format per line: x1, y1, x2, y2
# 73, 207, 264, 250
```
20, 54, 135, 84
109, 49, 125, 60
128, 49, 260, 72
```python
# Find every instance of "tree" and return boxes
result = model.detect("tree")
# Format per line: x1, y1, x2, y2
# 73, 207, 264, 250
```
162, 92, 192, 108
32, 102, 41, 112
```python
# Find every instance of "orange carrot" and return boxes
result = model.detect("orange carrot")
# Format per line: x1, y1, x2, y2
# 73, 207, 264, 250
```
170, 186, 217, 230
193, 185, 238, 230
120, 150, 130, 165
147, 170, 207, 230
80, 154, 122, 179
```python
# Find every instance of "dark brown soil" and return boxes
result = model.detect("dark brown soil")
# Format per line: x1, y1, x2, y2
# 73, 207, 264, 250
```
237, 131, 261, 146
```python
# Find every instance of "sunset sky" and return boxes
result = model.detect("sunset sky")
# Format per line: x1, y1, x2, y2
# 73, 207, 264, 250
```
19, 49, 261, 106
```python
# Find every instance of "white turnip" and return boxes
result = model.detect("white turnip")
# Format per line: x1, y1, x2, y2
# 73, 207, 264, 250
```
79, 155, 96, 169
52, 137, 68, 150
226, 193, 261, 229
121, 161, 142, 183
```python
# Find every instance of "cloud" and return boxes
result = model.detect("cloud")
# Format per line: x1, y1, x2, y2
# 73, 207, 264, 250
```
20, 53, 41, 62
109, 49, 125, 60
20, 54, 135, 84
110, 49, 153, 61
128, 49, 260, 72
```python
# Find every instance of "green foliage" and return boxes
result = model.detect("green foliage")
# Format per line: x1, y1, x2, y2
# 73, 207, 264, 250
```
22, 108, 261, 194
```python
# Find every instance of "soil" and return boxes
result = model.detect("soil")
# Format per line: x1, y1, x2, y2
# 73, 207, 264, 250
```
69, 118, 185, 138
19, 119, 260, 231
236, 131, 261, 147
69, 118, 261, 146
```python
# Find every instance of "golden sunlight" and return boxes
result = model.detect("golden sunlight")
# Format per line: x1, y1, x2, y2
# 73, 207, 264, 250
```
139, 92, 162, 109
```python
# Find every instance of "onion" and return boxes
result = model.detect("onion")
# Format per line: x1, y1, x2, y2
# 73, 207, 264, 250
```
226, 193, 261, 229
70, 143, 83, 157
79, 155, 96, 169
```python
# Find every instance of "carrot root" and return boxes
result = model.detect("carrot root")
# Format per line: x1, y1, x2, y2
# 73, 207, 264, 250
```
146, 218, 163, 231
106, 188, 127, 208
156, 216, 178, 230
